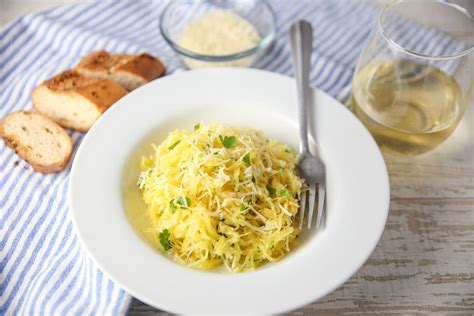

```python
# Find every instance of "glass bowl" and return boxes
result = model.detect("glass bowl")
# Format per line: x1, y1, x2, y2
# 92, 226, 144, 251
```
159, 0, 276, 69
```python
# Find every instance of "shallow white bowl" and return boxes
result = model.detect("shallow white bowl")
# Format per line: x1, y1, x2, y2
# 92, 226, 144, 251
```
69, 68, 390, 314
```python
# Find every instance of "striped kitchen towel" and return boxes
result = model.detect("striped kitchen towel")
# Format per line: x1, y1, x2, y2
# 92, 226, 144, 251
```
0, 0, 463, 314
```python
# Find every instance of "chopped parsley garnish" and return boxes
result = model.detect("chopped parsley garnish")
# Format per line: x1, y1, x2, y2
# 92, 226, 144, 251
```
168, 140, 181, 150
137, 172, 146, 189
240, 203, 249, 212
279, 189, 291, 197
251, 176, 256, 183
169, 200, 177, 213
266, 185, 276, 197
194, 123, 201, 131
159, 229, 172, 251
176, 196, 191, 209
242, 153, 251, 166
285, 148, 291, 153
219, 135, 236, 148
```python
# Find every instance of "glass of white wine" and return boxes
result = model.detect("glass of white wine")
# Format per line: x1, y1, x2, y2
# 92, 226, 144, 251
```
352, 0, 473, 155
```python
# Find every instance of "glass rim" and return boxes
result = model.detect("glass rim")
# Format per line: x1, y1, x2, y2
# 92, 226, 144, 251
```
378, 0, 474, 60
159, 0, 277, 62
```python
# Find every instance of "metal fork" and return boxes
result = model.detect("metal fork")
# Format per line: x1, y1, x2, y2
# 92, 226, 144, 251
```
289, 20, 326, 229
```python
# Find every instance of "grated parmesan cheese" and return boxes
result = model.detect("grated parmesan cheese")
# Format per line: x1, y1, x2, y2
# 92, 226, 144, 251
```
138, 122, 303, 272
179, 10, 261, 69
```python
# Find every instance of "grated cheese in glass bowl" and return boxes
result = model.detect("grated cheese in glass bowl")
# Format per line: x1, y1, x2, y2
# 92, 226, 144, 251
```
160, 0, 276, 69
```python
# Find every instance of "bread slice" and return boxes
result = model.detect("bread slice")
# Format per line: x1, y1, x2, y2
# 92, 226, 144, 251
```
0, 111, 72, 173
32, 70, 127, 132
75, 51, 166, 91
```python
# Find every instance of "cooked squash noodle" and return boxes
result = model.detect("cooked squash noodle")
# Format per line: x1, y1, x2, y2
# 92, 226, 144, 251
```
138, 123, 303, 272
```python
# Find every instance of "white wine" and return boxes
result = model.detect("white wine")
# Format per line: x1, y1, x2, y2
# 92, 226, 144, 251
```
352, 59, 467, 155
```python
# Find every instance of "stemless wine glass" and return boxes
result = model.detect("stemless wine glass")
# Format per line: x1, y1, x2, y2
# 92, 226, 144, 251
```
352, 0, 474, 155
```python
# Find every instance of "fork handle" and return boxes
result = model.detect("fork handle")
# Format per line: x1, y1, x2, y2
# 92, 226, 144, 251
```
289, 20, 313, 154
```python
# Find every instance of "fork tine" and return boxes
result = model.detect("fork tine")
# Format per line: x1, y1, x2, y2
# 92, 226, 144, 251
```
307, 183, 317, 229
316, 183, 326, 229
298, 191, 306, 229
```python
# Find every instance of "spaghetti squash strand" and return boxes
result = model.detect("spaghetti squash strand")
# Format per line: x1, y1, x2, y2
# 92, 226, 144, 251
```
139, 122, 303, 272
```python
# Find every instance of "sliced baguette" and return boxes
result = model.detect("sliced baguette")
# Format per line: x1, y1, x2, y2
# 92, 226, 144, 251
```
76, 50, 166, 91
32, 70, 127, 132
0, 110, 72, 173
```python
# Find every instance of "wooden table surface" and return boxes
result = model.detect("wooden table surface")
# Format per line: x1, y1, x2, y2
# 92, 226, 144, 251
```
2, 1, 473, 315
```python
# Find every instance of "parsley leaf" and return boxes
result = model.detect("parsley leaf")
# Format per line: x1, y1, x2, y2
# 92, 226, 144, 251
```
242, 153, 251, 166
279, 189, 291, 197
219, 135, 236, 148
169, 200, 177, 213
266, 185, 276, 197
137, 172, 146, 189
159, 229, 172, 251
168, 140, 181, 150
251, 176, 256, 183
240, 203, 249, 212
285, 149, 291, 153
176, 196, 191, 209
194, 123, 201, 131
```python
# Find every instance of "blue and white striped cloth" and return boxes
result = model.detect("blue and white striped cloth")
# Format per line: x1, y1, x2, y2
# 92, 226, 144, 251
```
0, 0, 463, 314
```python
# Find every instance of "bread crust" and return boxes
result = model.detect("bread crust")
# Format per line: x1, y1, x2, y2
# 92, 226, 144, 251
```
37, 70, 127, 112
76, 51, 166, 88
76, 50, 118, 72
0, 111, 73, 173
115, 53, 166, 82
32, 70, 127, 132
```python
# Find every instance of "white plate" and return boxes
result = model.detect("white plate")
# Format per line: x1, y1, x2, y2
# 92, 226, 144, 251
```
69, 68, 389, 314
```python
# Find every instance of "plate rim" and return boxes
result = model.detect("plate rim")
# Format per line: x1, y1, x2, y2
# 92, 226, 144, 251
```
69, 68, 390, 314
